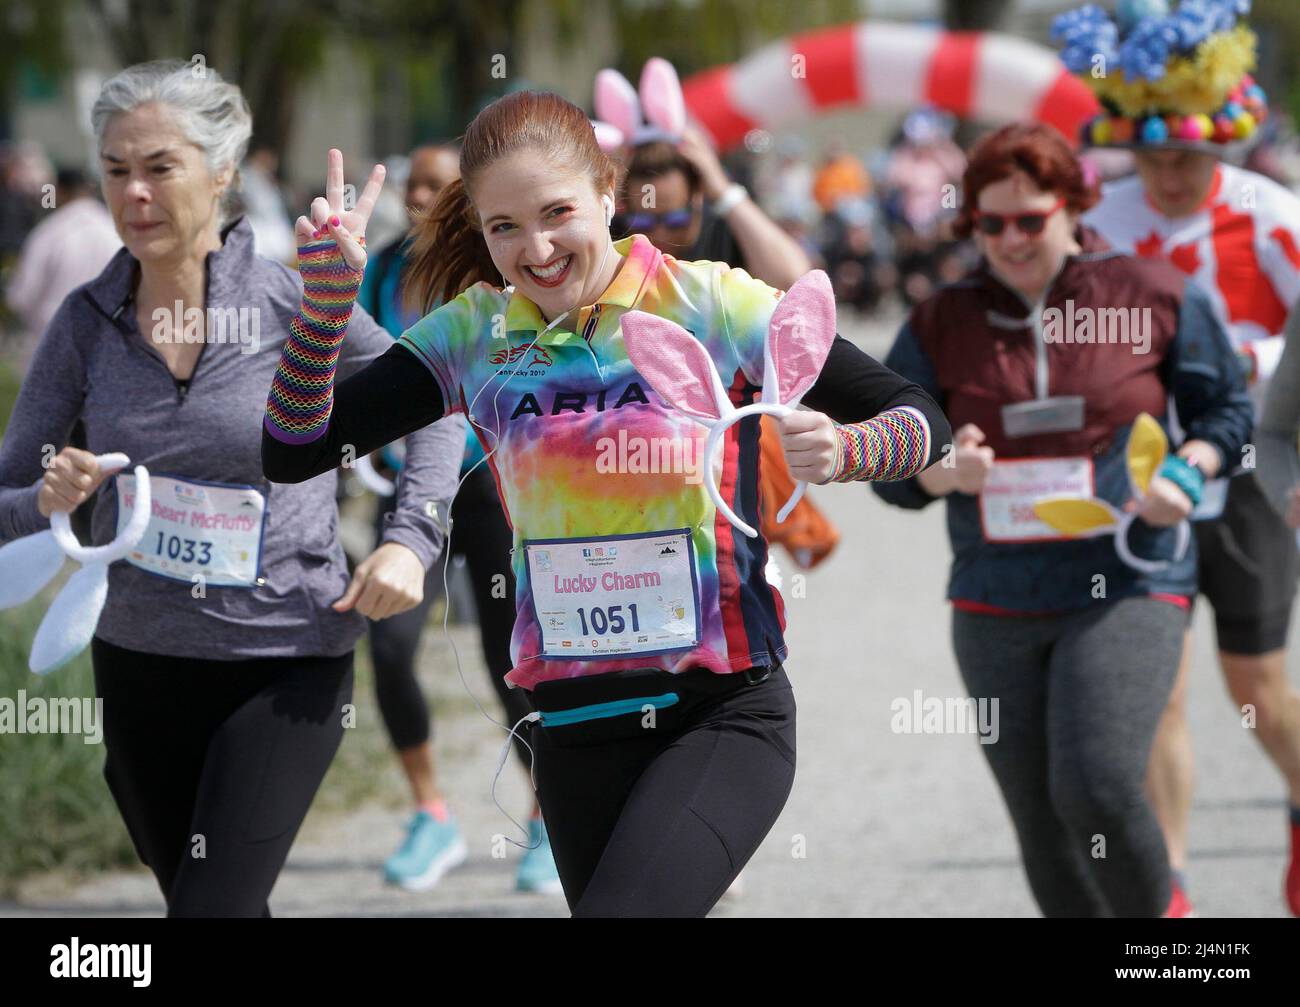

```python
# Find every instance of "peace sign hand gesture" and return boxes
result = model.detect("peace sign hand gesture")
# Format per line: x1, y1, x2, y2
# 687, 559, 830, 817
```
295, 147, 386, 271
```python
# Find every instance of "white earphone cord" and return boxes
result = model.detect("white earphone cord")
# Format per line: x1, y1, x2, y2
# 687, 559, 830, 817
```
435, 230, 617, 850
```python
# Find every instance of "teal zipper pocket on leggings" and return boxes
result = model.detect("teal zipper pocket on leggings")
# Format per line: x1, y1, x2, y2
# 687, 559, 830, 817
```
538, 692, 680, 727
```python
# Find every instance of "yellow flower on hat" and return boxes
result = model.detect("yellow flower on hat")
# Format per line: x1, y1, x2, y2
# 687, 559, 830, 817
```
1090, 24, 1256, 117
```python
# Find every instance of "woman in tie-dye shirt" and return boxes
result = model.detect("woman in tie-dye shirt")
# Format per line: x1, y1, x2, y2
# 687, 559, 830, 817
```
263, 91, 949, 916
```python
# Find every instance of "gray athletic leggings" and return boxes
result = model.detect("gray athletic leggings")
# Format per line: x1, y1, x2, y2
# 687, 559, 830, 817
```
951, 595, 1183, 917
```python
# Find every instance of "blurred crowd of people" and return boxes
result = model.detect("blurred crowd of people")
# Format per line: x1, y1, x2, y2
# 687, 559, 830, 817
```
756, 109, 977, 314
5, 104, 1299, 368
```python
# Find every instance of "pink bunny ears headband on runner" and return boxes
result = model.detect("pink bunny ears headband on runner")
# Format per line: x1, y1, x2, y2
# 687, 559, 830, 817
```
620, 270, 837, 539
591, 57, 687, 153
0, 453, 149, 675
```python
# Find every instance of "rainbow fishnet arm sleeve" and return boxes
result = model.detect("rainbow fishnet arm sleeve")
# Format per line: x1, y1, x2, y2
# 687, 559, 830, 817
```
264, 238, 365, 444
827, 405, 931, 483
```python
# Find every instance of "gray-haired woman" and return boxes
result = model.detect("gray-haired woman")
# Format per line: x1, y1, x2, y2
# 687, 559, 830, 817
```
0, 60, 463, 917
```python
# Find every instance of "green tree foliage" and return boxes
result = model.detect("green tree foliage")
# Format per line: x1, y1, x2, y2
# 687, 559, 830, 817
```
606, 0, 860, 75
1252, 0, 1300, 126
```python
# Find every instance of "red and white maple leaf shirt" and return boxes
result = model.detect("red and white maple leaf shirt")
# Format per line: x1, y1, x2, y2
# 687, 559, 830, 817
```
1086, 162, 1300, 405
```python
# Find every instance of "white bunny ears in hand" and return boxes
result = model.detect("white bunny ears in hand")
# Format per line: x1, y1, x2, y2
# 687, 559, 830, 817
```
592, 57, 687, 153
0, 453, 149, 675
620, 270, 838, 538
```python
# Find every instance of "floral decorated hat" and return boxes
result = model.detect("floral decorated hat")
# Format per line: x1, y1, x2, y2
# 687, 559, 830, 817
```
1051, 0, 1267, 153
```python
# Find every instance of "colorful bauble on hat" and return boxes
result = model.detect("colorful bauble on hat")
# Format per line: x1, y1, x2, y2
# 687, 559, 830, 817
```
1051, 1, 1268, 153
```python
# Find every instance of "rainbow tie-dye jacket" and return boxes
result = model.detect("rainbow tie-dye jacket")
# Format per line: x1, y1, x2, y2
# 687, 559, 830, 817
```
398, 233, 791, 688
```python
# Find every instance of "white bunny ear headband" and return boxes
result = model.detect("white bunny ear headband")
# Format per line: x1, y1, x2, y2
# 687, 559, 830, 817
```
620, 270, 838, 539
0, 453, 150, 674
591, 57, 687, 153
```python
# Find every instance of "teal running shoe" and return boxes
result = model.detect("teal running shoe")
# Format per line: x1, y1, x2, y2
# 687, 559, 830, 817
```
383, 810, 468, 891
516, 818, 563, 895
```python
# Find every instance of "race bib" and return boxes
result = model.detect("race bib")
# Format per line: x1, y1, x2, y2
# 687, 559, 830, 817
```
115, 473, 267, 588
524, 529, 700, 660
980, 457, 1095, 543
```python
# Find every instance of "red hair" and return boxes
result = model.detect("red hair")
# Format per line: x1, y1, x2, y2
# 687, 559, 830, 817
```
406, 90, 625, 313
955, 123, 1098, 239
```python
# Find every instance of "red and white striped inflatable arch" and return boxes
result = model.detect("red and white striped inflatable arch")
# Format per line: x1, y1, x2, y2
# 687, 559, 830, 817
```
681, 21, 1100, 150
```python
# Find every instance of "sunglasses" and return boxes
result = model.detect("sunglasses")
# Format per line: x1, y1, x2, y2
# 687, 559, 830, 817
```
620, 208, 696, 232
972, 197, 1065, 236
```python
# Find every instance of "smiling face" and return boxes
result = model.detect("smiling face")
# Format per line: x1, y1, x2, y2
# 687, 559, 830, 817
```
100, 102, 230, 266
474, 149, 618, 322
1134, 148, 1218, 219
974, 170, 1079, 303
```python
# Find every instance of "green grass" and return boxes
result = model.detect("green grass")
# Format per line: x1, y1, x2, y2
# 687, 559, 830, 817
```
0, 603, 137, 894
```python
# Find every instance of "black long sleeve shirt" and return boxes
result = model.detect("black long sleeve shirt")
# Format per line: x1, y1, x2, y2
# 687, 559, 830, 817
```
263, 336, 951, 484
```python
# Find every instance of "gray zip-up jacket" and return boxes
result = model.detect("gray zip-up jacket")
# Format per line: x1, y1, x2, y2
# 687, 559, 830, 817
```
0, 217, 464, 660
1258, 303, 1300, 523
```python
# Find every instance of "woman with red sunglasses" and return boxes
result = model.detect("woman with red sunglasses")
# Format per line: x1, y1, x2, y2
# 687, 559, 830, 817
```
873, 122, 1253, 917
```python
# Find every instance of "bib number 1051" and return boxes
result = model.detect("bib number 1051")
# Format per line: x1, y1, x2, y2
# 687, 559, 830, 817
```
576, 604, 640, 636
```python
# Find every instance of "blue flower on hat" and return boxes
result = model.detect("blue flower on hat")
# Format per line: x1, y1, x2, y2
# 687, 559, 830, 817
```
1169, 0, 1250, 48
1054, 1, 1254, 86
1050, 4, 1120, 73
1120, 15, 1181, 80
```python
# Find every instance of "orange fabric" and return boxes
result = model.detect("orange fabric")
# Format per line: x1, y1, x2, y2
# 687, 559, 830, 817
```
812, 155, 871, 211
758, 415, 841, 570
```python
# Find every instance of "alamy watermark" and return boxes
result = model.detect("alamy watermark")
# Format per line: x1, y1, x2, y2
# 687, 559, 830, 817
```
0, 690, 102, 744
49, 939, 150, 986
890, 689, 1000, 745
151, 302, 261, 354
1042, 300, 1151, 355
594, 430, 705, 484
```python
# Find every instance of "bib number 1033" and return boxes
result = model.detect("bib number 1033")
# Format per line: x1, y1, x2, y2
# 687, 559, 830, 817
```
154, 532, 213, 566
576, 603, 640, 636
116, 472, 266, 588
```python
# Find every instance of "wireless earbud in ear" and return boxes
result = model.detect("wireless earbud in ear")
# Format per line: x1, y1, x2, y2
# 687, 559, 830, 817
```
603, 195, 615, 227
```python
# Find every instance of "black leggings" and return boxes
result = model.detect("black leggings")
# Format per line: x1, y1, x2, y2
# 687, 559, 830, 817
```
91, 636, 353, 917
369, 466, 532, 760
951, 596, 1181, 917
528, 666, 797, 917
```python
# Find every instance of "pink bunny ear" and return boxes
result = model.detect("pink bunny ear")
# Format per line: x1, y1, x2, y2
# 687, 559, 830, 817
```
595, 69, 641, 142
591, 120, 626, 153
620, 310, 731, 424
639, 58, 686, 138
762, 270, 838, 406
